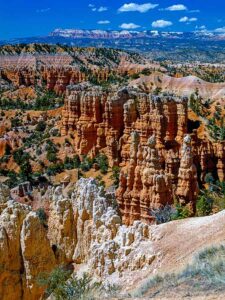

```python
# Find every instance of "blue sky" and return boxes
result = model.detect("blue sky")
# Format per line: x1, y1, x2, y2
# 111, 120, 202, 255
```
1, 1, 225, 39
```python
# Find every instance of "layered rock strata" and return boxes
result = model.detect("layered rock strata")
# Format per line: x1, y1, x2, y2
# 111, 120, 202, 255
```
0, 54, 118, 95
62, 86, 188, 162
62, 85, 225, 224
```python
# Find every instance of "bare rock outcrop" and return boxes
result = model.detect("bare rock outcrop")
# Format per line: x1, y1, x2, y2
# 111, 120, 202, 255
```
117, 134, 173, 225
0, 189, 55, 300
21, 213, 56, 300
62, 87, 188, 165
47, 178, 153, 276
0, 200, 30, 300
0, 178, 154, 299
70, 178, 153, 276
62, 86, 225, 224
176, 135, 199, 212
1, 178, 225, 299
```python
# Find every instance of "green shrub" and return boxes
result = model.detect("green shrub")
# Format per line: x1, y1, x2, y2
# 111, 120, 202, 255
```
96, 175, 105, 188
73, 155, 81, 169
46, 163, 64, 176
153, 87, 162, 95
36, 208, 47, 225
110, 166, 120, 187
130, 73, 140, 80
36, 121, 46, 132
141, 68, 151, 76
63, 157, 74, 170
196, 190, 213, 216
19, 160, 32, 181
37, 266, 71, 299
150, 204, 177, 224
5, 171, 19, 188
95, 154, 108, 174
13, 148, 30, 166
46, 141, 58, 163
80, 156, 93, 172
47, 152, 57, 163
11, 117, 22, 127
4, 143, 11, 156
171, 203, 191, 220
34, 91, 63, 111
205, 172, 215, 186
38, 267, 104, 300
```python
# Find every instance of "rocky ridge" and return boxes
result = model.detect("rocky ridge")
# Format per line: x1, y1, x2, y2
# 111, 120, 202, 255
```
0, 45, 152, 96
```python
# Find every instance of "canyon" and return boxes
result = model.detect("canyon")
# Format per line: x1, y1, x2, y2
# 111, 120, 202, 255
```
0, 48, 225, 222
0, 46, 225, 299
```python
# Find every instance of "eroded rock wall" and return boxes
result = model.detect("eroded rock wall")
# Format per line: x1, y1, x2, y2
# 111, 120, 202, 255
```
62, 85, 225, 224
0, 179, 153, 299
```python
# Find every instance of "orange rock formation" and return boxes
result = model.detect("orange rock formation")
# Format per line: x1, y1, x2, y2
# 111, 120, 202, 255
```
62, 85, 225, 224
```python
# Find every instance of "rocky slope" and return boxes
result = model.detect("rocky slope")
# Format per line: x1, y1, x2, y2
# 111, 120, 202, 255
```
0, 44, 153, 96
0, 179, 225, 299
131, 73, 225, 103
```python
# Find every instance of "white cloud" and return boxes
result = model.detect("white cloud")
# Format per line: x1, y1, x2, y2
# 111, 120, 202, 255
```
189, 9, 200, 13
98, 20, 110, 24
195, 25, 207, 32
166, 4, 187, 11
120, 23, 141, 29
198, 25, 206, 30
179, 16, 197, 23
152, 19, 173, 28
214, 27, 225, 33
118, 3, 158, 13
98, 6, 108, 12
36, 8, 50, 13
179, 16, 188, 22
90, 5, 108, 12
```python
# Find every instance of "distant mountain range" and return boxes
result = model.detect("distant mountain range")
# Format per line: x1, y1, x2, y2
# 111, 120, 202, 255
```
49, 29, 225, 40
1, 29, 225, 63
